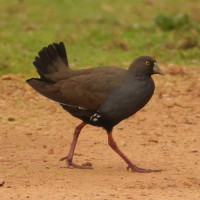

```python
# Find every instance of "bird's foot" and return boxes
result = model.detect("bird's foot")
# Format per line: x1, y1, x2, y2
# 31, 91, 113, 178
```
127, 165, 163, 173
60, 156, 93, 169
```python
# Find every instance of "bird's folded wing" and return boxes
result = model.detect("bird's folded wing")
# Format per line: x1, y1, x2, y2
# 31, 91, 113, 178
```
27, 70, 127, 110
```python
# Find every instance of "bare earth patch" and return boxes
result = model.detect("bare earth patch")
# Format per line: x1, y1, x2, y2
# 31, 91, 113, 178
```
0, 65, 200, 200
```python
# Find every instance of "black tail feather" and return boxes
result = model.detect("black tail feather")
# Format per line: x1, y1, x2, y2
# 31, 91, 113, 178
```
33, 42, 69, 81
53, 42, 68, 66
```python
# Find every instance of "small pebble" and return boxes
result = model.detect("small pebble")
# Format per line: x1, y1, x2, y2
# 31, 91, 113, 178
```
82, 162, 92, 167
121, 141, 127, 147
126, 196, 134, 199
43, 157, 47, 162
117, 126, 124, 130
48, 149, 54, 154
183, 180, 192, 186
8, 117, 15, 122
148, 139, 158, 143
191, 150, 198, 153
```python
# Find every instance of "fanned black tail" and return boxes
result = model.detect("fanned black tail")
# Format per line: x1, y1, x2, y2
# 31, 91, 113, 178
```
33, 42, 69, 82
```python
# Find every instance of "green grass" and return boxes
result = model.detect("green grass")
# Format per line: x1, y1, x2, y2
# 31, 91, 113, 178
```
0, 0, 200, 75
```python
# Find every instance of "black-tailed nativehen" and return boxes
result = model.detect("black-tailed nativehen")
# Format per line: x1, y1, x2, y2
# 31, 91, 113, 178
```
27, 42, 164, 173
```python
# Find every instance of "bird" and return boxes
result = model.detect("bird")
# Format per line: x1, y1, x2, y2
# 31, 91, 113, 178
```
27, 42, 164, 173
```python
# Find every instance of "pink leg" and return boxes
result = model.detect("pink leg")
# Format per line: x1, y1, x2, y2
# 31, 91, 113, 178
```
108, 132, 162, 173
60, 122, 93, 169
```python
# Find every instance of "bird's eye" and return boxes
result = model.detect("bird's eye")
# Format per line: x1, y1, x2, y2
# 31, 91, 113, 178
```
146, 61, 150, 66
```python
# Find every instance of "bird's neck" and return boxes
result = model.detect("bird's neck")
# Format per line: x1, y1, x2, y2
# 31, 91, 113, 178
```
132, 72, 151, 80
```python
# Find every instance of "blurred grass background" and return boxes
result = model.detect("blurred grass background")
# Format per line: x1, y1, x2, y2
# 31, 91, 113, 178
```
0, 0, 200, 75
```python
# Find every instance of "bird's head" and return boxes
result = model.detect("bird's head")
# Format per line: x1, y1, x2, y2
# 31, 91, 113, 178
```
128, 56, 164, 76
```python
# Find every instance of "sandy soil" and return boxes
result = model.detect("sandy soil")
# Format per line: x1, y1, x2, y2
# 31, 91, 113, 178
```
0, 64, 200, 200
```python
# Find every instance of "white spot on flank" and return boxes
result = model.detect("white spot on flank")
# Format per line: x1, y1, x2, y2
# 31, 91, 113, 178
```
90, 112, 101, 123
92, 118, 98, 122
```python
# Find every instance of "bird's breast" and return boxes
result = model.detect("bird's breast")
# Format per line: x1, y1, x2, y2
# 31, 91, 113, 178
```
98, 78, 155, 126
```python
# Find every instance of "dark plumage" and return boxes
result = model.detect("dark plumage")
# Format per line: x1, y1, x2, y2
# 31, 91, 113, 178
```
27, 42, 164, 173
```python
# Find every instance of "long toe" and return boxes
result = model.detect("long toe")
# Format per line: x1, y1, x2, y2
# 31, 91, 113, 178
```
127, 165, 163, 173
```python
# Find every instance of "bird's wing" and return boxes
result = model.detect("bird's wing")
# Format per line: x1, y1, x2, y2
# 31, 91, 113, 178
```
27, 68, 127, 110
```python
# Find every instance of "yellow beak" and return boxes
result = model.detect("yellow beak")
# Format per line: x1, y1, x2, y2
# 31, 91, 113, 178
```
153, 62, 164, 75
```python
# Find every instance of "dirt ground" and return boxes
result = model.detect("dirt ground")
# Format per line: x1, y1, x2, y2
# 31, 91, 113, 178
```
0, 64, 200, 200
